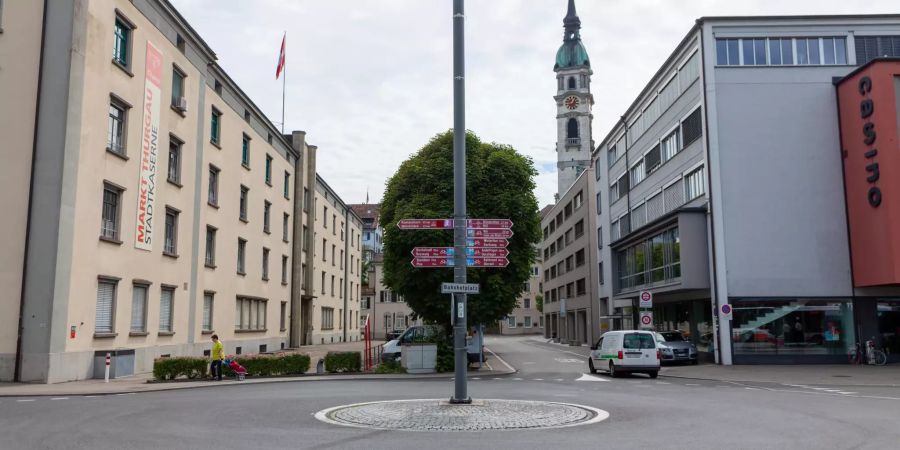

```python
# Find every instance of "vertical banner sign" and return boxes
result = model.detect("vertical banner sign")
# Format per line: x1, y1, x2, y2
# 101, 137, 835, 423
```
135, 42, 163, 251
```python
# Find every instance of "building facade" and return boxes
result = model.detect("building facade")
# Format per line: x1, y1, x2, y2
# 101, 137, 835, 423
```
498, 257, 545, 335
360, 254, 419, 340
1, 0, 360, 383
350, 203, 383, 262
591, 15, 900, 364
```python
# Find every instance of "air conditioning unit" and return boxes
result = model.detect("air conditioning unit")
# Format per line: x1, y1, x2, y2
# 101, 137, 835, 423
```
176, 97, 188, 112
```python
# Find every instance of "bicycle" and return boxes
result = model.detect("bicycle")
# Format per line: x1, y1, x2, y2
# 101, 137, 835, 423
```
848, 339, 887, 366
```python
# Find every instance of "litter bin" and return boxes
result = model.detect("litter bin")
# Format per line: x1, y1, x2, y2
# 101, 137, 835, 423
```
316, 358, 325, 374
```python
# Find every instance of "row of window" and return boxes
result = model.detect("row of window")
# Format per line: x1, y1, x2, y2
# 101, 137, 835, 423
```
321, 204, 363, 250
505, 316, 543, 328
318, 271, 359, 301
616, 227, 681, 292
542, 278, 588, 304
543, 219, 585, 260
610, 107, 703, 205
557, 74, 589, 92
319, 236, 361, 275
382, 313, 410, 331
543, 248, 587, 282
543, 191, 585, 238
320, 307, 356, 331
605, 50, 700, 168
95, 277, 288, 335
716, 37, 848, 67
610, 165, 704, 241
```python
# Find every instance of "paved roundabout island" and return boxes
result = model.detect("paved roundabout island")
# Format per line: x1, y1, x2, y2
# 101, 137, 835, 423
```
315, 398, 610, 431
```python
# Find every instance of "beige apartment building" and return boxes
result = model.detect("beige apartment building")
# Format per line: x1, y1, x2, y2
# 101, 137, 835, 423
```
0, 0, 360, 383
360, 254, 420, 340
497, 258, 545, 335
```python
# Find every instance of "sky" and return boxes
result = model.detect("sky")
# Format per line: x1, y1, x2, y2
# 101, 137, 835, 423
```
170, 0, 900, 207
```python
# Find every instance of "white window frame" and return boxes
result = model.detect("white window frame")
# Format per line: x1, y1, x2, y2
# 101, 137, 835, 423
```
202, 292, 214, 332
159, 286, 175, 333
660, 124, 681, 162
130, 283, 149, 333
683, 162, 706, 201
629, 159, 645, 187
95, 277, 118, 334
507, 315, 516, 329
524, 316, 533, 328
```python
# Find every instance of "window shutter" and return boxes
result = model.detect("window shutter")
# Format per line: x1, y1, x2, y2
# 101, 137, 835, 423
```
95, 281, 115, 333
131, 286, 147, 332
160, 289, 173, 332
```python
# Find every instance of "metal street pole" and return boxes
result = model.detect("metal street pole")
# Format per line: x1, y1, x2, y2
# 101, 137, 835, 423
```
450, 0, 470, 404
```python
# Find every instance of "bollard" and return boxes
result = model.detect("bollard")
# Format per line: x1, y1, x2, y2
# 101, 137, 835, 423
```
104, 352, 111, 383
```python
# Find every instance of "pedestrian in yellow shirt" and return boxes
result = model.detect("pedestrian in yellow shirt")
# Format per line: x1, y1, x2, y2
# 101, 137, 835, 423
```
210, 334, 225, 381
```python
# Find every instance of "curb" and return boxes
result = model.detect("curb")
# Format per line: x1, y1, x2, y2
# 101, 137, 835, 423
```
0, 349, 517, 398
659, 373, 900, 388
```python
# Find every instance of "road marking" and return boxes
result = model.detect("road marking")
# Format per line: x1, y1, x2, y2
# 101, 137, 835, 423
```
16, 399, 35, 403
485, 347, 515, 374
576, 373, 609, 382
554, 358, 582, 364
554, 378, 564, 382
837, 392, 858, 395
533, 378, 544, 381
744, 387, 760, 391
84, 396, 98, 398
492, 377, 503, 380
655, 381, 671, 385
685, 383, 700, 386
50, 397, 69, 400
472, 377, 481, 380
512, 377, 523, 381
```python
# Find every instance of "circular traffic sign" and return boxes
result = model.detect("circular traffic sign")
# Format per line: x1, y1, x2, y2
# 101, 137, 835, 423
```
640, 292, 651, 301
640, 314, 652, 325
721, 304, 732, 315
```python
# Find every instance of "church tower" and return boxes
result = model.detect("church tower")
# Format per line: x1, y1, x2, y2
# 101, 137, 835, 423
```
554, 0, 593, 197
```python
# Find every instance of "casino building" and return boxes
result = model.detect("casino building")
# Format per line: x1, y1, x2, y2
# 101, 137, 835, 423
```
590, 14, 900, 364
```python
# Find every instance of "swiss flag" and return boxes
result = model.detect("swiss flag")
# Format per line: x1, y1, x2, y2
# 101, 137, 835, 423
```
276, 33, 286, 80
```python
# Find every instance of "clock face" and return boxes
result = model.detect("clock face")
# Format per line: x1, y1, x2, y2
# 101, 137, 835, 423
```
565, 96, 579, 110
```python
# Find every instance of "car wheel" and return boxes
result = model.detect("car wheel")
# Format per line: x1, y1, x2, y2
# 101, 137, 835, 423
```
588, 359, 597, 374
648, 371, 659, 379
609, 361, 618, 378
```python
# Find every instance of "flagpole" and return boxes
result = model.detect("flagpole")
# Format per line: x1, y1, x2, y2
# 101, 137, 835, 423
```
281, 32, 286, 134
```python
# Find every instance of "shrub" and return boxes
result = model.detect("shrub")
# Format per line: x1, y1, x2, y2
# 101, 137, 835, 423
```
374, 359, 406, 374
434, 336, 455, 373
324, 351, 361, 373
152, 353, 310, 381
152, 357, 207, 381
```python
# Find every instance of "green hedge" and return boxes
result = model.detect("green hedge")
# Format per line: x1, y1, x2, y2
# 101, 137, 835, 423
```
324, 351, 361, 373
152, 357, 207, 380
374, 359, 406, 374
153, 353, 311, 381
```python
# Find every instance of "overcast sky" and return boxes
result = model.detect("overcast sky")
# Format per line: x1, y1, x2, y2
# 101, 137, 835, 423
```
170, 0, 899, 207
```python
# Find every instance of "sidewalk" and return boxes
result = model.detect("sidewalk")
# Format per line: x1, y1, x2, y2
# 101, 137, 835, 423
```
0, 346, 514, 397
661, 363, 900, 387
295, 339, 387, 374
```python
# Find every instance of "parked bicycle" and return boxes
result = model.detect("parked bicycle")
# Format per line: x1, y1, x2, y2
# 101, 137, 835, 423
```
848, 338, 887, 366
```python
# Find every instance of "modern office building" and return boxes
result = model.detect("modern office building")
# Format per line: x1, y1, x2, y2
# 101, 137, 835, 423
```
0, 0, 360, 382
591, 14, 900, 364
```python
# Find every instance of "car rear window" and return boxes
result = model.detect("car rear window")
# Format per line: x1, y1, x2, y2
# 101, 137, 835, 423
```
660, 332, 685, 342
623, 333, 656, 349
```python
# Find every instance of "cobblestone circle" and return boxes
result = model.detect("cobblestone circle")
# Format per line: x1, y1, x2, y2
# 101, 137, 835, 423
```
315, 399, 609, 432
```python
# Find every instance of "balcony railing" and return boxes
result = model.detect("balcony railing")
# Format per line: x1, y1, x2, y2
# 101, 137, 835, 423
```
566, 138, 581, 146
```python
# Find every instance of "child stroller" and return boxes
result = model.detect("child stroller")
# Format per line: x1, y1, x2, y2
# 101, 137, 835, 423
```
224, 358, 247, 381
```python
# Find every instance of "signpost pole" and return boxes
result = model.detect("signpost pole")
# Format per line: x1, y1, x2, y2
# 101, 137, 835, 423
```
450, 0, 470, 404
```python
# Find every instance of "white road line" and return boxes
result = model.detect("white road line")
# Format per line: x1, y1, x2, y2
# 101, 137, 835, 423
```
685, 383, 700, 386
50, 397, 69, 400
554, 378, 564, 382
84, 396, 98, 398
512, 378, 523, 381
16, 399, 35, 402
655, 381, 671, 385
745, 387, 761, 391
471, 377, 481, 380
837, 392, 858, 395
484, 347, 515, 374
492, 377, 502, 380
533, 378, 544, 381
576, 373, 610, 382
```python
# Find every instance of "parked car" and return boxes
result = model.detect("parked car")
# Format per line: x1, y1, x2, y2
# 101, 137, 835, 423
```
654, 331, 698, 365
588, 330, 660, 378
381, 325, 484, 364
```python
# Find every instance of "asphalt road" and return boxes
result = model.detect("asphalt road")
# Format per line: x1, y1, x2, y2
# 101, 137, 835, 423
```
2, 335, 899, 450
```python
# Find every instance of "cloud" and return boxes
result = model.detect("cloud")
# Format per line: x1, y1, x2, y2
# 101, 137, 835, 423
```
170, 0, 900, 206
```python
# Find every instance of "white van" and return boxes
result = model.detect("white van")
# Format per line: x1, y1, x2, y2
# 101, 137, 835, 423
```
381, 325, 484, 363
588, 330, 660, 378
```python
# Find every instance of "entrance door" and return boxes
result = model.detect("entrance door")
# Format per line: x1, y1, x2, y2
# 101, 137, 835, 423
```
300, 298, 312, 345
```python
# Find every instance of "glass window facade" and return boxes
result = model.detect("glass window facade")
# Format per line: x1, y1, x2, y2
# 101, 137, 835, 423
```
716, 37, 846, 66
617, 227, 680, 292
877, 300, 900, 356
731, 299, 856, 359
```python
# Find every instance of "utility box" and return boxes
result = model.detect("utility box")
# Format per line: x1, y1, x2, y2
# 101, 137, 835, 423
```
401, 343, 437, 374
93, 349, 135, 379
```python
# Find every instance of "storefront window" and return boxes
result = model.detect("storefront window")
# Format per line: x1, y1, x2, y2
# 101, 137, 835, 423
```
877, 300, 900, 356
653, 300, 713, 353
731, 299, 855, 357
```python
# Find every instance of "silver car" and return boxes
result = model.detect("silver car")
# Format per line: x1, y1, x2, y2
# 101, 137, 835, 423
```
654, 331, 698, 364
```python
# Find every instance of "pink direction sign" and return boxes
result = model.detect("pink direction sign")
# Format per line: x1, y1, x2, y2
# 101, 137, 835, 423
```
466, 247, 509, 257
466, 228, 513, 239
397, 219, 453, 230
466, 219, 512, 229
411, 257, 454, 267
467, 257, 509, 268
466, 238, 509, 248
411, 247, 453, 257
